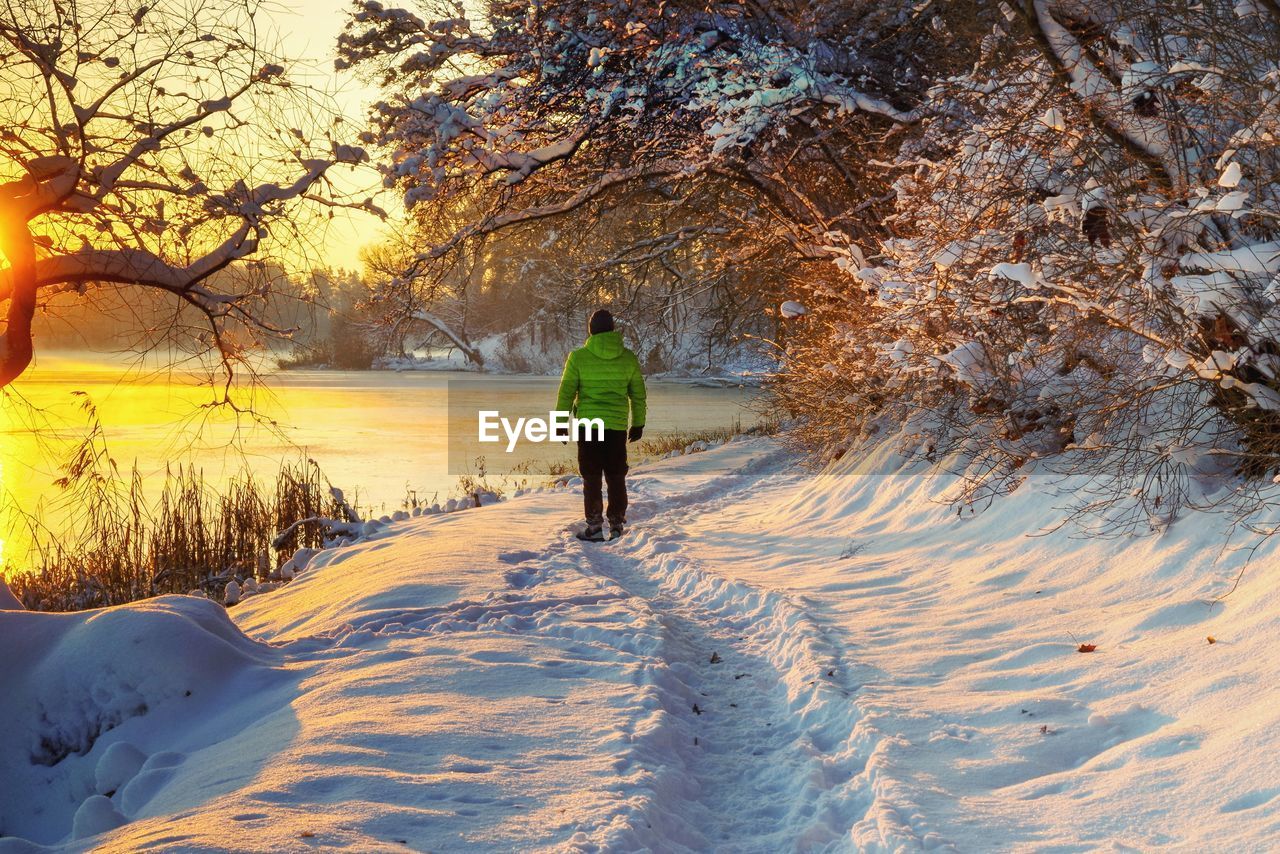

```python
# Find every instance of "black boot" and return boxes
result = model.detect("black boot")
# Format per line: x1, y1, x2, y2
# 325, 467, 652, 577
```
576, 523, 605, 542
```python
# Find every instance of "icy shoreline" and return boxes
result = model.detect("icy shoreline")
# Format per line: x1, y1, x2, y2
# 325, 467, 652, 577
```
287, 355, 772, 388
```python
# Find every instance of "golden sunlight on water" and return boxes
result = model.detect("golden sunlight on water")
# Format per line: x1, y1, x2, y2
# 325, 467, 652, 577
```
0, 352, 759, 572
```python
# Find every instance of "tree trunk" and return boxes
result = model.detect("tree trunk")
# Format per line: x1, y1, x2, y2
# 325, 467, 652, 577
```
0, 206, 37, 388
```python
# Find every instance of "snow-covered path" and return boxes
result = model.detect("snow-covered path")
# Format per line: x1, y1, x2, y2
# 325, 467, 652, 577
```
4, 437, 1280, 852
558, 466, 868, 851
1, 440, 866, 853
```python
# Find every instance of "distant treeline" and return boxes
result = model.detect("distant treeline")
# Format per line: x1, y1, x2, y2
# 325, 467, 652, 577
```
34, 245, 776, 376
33, 265, 377, 368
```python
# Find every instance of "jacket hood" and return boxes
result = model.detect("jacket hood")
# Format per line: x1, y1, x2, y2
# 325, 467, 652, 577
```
585, 330, 624, 359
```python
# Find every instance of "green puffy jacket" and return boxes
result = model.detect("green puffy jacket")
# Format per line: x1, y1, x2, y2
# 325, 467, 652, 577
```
555, 330, 646, 431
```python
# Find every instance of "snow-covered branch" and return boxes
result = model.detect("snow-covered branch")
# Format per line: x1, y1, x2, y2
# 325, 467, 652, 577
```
420, 161, 687, 261
1018, 0, 1179, 189
408, 311, 484, 366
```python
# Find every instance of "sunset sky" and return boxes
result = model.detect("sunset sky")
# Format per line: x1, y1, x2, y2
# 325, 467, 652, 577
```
267, 0, 394, 272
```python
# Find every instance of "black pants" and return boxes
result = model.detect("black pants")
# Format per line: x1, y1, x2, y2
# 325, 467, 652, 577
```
578, 429, 628, 527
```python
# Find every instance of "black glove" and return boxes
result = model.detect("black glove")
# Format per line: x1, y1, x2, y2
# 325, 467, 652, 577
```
628, 425, 644, 443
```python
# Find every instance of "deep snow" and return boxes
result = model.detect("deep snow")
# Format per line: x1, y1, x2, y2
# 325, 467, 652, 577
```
2, 438, 1278, 851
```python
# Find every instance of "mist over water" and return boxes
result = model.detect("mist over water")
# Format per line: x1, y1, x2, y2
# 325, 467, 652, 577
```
0, 352, 759, 566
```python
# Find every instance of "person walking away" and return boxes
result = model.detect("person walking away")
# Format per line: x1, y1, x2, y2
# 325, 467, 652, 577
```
555, 310, 646, 541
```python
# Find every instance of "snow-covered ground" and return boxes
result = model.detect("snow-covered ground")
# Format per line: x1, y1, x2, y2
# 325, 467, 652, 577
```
2, 439, 1278, 851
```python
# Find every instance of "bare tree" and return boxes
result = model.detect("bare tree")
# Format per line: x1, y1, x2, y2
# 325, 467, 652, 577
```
0, 0, 377, 392
340, 0, 962, 371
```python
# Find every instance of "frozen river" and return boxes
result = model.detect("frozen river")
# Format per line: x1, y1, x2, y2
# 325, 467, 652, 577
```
0, 352, 760, 565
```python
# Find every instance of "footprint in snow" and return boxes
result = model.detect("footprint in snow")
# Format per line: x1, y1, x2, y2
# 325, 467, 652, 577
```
1221, 787, 1280, 813
503, 569, 541, 589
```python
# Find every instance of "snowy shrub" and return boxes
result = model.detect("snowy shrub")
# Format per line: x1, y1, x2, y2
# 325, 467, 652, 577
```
771, 0, 1280, 531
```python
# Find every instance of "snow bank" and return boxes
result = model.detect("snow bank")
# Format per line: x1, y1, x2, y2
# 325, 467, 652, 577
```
0, 580, 22, 611
671, 439, 1280, 850
0, 596, 280, 846
379, 319, 774, 380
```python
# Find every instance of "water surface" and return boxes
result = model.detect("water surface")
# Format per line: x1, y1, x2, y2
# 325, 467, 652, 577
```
0, 352, 759, 566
